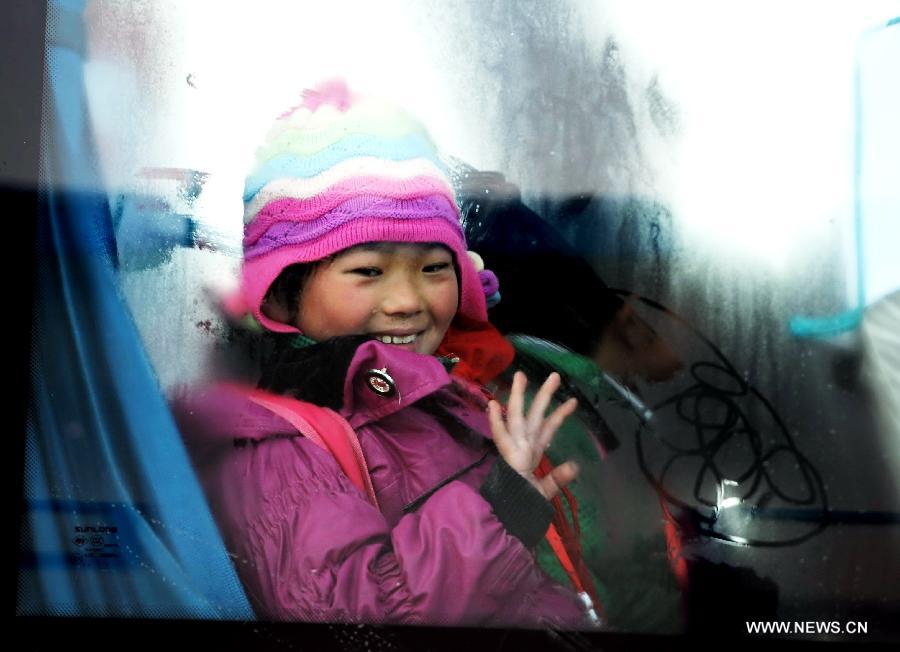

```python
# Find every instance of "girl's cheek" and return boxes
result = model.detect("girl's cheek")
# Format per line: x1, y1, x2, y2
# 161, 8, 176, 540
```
350, 285, 384, 318
435, 281, 460, 319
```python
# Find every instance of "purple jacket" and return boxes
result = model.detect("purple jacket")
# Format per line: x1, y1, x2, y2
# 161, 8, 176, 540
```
172, 338, 588, 627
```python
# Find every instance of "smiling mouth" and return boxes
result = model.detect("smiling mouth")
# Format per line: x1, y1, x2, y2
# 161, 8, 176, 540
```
374, 332, 420, 345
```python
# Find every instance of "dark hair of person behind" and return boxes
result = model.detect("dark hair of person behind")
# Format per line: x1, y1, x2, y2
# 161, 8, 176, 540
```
457, 167, 622, 357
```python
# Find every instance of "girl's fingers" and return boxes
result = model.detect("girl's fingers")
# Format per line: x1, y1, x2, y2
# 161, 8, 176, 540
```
506, 371, 527, 436
536, 460, 579, 500
536, 397, 578, 452
487, 399, 507, 444
490, 399, 534, 475
491, 372, 579, 479
526, 372, 560, 434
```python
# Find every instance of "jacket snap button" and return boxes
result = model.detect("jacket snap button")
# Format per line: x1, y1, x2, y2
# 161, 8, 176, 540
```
365, 368, 396, 397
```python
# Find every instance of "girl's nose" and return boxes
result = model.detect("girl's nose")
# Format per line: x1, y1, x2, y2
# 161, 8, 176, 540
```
380, 273, 425, 316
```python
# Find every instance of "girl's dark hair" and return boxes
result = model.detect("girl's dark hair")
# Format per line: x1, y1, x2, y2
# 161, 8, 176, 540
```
263, 262, 318, 325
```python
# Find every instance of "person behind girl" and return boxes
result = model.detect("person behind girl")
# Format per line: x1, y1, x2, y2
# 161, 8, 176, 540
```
173, 81, 594, 627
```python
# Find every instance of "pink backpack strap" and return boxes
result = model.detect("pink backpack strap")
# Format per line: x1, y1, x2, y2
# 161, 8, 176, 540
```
225, 383, 379, 510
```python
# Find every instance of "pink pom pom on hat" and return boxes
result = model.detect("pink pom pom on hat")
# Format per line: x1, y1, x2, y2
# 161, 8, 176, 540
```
237, 79, 487, 333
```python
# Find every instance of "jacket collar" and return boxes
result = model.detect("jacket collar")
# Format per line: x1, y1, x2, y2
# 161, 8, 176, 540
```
340, 340, 451, 428
257, 335, 452, 428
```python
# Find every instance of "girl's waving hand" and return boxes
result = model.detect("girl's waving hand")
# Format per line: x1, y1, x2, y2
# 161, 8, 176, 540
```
487, 371, 579, 500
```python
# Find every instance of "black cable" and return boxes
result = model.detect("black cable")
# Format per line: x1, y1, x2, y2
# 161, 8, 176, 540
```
609, 289, 832, 548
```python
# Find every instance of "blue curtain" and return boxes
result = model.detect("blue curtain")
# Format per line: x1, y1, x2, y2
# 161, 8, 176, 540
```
17, 0, 254, 619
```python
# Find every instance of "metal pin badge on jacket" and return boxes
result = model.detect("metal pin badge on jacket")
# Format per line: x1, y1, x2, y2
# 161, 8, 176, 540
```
365, 368, 396, 397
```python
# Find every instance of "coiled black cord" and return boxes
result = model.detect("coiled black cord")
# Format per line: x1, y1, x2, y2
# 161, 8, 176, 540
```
610, 290, 831, 547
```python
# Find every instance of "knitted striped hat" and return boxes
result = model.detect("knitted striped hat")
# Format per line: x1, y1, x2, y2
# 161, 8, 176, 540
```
237, 80, 487, 333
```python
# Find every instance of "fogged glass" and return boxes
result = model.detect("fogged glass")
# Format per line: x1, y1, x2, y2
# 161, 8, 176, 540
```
22, 0, 900, 641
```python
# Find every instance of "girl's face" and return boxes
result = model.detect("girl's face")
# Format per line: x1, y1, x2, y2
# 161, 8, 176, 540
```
290, 242, 459, 355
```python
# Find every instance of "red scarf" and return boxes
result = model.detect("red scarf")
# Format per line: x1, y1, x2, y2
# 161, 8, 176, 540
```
436, 315, 515, 385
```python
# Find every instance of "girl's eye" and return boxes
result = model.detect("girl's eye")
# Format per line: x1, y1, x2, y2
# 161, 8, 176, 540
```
423, 262, 452, 274
349, 267, 382, 277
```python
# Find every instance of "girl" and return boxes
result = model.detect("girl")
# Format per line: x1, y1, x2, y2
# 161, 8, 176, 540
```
173, 81, 595, 628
